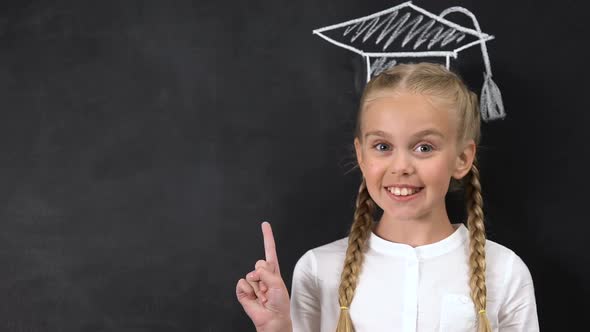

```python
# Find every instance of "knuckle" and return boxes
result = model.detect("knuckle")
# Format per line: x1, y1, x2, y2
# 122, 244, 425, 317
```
247, 280, 259, 291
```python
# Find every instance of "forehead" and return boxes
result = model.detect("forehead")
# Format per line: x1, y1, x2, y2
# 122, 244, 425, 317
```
361, 91, 457, 139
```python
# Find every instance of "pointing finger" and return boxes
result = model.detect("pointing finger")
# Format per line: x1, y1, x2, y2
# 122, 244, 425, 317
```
261, 221, 281, 274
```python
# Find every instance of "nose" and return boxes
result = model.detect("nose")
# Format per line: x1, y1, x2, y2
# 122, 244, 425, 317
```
389, 151, 415, 175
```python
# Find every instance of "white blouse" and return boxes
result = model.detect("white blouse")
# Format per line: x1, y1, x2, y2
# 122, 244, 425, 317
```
290, 223, 539, 332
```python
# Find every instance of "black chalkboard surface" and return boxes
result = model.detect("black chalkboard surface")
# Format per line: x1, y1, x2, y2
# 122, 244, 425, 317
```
0, 0, 587, 331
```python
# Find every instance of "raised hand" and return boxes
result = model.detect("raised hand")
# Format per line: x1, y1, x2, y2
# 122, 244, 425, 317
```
236, 222, 292, 332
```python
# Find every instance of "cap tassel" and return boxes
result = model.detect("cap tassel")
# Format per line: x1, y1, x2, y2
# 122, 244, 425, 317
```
480, 73, 506, 121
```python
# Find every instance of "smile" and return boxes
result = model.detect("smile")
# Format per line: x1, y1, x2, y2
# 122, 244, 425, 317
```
386, 186, 423, 197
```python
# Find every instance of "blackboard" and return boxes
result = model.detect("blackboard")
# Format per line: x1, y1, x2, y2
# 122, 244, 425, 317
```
0, 0, 587, 331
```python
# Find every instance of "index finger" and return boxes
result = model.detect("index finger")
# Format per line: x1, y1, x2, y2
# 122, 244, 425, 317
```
261, 221, 280, 273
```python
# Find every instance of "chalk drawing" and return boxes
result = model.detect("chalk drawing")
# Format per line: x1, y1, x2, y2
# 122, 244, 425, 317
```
313, 1, 505, 121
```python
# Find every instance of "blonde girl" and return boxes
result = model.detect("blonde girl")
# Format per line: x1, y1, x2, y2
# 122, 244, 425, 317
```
236, 62, 539, 332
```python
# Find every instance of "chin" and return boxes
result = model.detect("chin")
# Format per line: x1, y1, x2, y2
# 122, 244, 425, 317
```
380, 206, 431, 220
381, 211, 423, 222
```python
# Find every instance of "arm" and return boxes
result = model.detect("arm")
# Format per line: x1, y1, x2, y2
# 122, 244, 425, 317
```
236, 222, 293, 332
290, 249, 321, 332
498, 252, 539, 331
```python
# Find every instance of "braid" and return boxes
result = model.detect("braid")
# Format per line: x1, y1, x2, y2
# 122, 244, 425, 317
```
336, 178, 375, 332
465, 162, 492, 332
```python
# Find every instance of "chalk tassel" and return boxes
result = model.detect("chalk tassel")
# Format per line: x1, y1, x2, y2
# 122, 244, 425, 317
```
480, 73, 505, 121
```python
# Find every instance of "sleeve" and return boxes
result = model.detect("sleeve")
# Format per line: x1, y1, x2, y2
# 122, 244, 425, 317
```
498, 252, 539, 332
290, 249, 321, 332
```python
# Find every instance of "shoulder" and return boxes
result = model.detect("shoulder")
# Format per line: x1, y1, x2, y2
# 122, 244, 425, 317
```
484, 238, 534, 287
292, 236, 348, 279
294, 236, 348, 269
483, 239, 538, 325
310, 236, 349, 257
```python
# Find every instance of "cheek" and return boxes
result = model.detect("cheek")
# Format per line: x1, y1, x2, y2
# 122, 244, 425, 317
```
361, 160, 388, 198
421, 158, 455, 185
362, 160, 387, 179
363, 164, 386, 201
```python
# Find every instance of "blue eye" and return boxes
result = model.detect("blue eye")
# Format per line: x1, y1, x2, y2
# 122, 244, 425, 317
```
415, 144, 433, 153
373, 143, 390, 152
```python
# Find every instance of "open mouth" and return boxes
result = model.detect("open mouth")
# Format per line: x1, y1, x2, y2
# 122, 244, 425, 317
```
385, 186, 424, 197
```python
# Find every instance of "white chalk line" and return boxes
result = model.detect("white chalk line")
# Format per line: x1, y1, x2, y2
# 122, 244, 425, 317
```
313, 1, 489, 40
313, 2, 505, 121
341, 11, 469, 51
314, 30, 491, 59
439, 6, 492, 75
364, 51, 456, 57
408, 3, 489, 38
453, 36, 494, 54
314, 31, 366, 57
313, 1, 413, 33
370, 57, 398, 76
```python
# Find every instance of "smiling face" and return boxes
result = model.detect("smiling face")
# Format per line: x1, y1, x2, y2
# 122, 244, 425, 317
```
354, 89, 475, 224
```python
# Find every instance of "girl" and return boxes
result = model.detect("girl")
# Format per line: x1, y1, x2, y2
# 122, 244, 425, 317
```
236, 63, 539, 332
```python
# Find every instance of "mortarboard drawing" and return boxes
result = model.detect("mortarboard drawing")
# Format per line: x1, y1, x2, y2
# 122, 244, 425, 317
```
313, 1, 505, 121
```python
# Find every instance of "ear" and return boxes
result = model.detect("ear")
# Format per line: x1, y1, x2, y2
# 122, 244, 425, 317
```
452, 139, 476, 180
354, 137, 364, 173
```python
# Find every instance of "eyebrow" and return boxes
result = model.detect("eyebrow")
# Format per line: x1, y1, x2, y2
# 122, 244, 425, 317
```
364, 129, 445, 140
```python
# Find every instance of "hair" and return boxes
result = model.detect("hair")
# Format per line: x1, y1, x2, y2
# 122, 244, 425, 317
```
337, 62, 492, 332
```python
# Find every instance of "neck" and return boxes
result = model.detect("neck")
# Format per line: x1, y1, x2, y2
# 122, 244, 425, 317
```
373, 205, 456, 247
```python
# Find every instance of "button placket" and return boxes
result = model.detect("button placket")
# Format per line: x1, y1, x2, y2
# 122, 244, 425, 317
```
402, 250, 420, 332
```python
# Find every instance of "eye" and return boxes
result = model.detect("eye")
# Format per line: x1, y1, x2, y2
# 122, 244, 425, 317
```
415, 144, 434, 153
373, 143, 391, 152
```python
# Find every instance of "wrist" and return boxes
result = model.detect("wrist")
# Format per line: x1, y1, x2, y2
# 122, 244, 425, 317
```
283, 320, 293, 332
256, 319, 292, 332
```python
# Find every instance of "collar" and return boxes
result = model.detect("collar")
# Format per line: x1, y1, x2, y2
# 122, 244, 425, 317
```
368, 223, 468, 260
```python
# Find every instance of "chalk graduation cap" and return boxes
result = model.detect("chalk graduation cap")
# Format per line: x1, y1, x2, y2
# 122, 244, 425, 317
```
313, 1, 505, 121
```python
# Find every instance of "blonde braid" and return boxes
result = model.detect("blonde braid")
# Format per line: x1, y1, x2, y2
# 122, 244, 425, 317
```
466, 162, 492, 332
336, 178, 375, 332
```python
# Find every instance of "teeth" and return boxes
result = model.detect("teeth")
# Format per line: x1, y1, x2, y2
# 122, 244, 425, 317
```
388, 187, 420, 196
